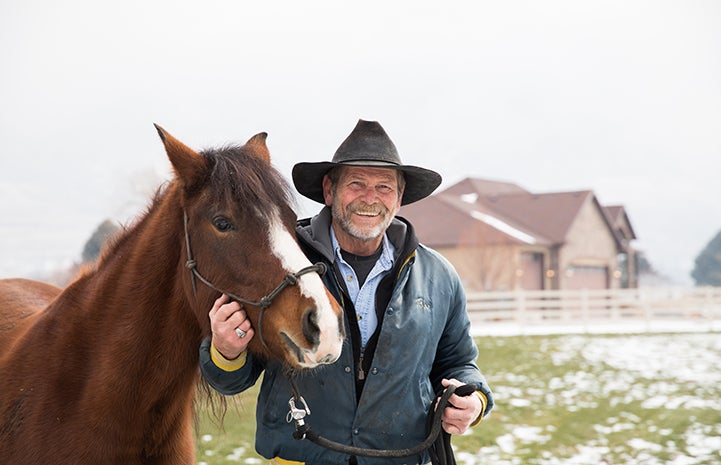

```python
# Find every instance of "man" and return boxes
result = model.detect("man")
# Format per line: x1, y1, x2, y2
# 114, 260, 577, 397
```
200, 119, 494, 465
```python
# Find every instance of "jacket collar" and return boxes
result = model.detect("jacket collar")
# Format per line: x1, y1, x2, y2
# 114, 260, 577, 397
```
295, 207, 419, 266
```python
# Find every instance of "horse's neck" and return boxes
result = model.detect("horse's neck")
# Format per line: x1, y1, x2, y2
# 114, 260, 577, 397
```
43, 201, 201, 396
5, 200, 203, 462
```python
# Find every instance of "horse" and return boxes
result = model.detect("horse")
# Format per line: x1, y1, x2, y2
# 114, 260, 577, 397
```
0, 125, 345, 465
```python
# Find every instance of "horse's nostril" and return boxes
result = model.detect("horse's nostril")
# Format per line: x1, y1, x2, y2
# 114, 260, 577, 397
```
302, 308, 321, 346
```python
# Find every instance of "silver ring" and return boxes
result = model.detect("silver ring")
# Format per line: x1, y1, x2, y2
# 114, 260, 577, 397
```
235, 327, 247, 339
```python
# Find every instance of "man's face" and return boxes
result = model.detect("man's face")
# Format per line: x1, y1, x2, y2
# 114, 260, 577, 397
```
323, 166, 404, 243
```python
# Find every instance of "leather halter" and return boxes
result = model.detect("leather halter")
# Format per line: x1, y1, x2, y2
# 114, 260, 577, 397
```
182, 211, 327, 351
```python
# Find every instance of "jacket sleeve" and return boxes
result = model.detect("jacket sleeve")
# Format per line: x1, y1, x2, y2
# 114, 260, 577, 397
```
198, 337, 265, 395
429, 269, 495, 417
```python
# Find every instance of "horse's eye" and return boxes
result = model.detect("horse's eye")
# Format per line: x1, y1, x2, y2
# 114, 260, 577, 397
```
212, 216, 234, 232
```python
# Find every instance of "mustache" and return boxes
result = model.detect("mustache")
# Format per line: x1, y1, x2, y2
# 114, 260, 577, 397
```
347, 201, 388, 216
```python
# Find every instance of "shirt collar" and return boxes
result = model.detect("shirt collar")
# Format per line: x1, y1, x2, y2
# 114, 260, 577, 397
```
330, 226, 395, 270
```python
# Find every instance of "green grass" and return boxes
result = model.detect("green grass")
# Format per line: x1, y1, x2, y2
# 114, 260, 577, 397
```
194, 333, 721, 464
195, 384, 263, 465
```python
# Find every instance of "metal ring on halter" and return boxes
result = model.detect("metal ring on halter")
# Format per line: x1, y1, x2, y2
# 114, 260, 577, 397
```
235, 327, 247, 339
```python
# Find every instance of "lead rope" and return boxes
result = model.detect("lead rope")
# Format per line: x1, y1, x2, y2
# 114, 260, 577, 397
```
285, 373, 476, 462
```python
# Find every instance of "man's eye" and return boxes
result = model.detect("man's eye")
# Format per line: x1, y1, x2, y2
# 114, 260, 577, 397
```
377, 185, 392, 194
212, 216, 234, 232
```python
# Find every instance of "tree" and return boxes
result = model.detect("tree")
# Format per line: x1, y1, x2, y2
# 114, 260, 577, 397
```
691, 230, 721, 286
81, 219, 120, 263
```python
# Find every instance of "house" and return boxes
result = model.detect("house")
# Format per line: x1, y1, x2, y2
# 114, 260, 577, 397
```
399, 178, 638, 292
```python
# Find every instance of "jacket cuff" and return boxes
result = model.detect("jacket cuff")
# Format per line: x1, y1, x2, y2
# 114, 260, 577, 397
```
470, 391, 488, 426
210, 343, 247, 372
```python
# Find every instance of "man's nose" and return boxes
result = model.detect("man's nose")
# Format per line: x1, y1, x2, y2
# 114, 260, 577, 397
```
358, 186, 380, 202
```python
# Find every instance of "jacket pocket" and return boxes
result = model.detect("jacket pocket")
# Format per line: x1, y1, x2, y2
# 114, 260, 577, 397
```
259, 368, 291, 427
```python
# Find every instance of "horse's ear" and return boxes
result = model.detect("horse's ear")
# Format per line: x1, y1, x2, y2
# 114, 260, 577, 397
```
154, 124, 207, 187
244, 132, 271, 163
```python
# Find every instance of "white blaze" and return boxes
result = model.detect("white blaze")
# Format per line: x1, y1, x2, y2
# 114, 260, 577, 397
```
266, 211, 343, 364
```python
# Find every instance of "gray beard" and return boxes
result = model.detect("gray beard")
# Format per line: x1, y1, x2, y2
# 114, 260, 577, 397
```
332, 201, 394, 242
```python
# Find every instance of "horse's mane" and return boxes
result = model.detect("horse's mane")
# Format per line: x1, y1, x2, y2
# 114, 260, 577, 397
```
76, 185, 171, 279
202, 144, 296, 215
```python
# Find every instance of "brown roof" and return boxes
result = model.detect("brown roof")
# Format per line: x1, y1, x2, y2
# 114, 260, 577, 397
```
401, 177, 627, 250
399, 195, 531, 247
478, 190, 592, 244
604, 205, 638, 240
439, 178, 529, 197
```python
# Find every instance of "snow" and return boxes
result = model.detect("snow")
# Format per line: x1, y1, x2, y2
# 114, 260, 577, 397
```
470, 210, 537, 244
458, 330, 721, 465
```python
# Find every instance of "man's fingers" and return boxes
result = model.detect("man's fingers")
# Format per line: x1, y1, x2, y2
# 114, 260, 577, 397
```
213, 300, 243, 322
209, 294, 231, 317
228, 310, 251, 330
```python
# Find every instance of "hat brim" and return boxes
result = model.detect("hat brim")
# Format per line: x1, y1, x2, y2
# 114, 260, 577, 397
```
292, 160, 442, 206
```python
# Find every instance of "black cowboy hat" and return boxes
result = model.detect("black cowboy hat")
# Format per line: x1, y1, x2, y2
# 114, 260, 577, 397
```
292, 119, 442, 206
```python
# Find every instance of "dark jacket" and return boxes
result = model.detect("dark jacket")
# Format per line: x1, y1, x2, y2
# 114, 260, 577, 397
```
199, 208, 494, 465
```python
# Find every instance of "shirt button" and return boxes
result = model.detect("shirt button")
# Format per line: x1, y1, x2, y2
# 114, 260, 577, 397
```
346, 275, 353, 281
344, 366, 352, 373
353, 428, 360, 435
371, 368, 378, 375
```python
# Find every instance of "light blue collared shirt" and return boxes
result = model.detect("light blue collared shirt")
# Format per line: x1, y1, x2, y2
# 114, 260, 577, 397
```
330, 227, 395, 348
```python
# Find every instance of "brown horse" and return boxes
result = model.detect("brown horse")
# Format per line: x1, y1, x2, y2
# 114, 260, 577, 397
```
0, 125, 344, 465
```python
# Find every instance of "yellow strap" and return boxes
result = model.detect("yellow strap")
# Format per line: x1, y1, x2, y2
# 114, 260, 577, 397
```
210, 343, 247, 372
470, 391, 488, 426
270, 458, 305, 465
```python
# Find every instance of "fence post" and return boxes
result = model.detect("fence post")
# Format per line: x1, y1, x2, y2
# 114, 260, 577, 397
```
514, 290, 526, 334
581, 288, 589, 333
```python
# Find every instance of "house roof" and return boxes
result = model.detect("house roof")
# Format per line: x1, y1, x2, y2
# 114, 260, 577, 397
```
399, 195, 534, 248
439, 178, 530, 197
400, 177, 630, 250
604, 205, 638, 240
478, 190, 593, 244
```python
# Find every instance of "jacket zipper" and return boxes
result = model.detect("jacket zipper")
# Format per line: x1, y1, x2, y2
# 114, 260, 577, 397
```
326, 263, 364, 381
358, 348, 365, 381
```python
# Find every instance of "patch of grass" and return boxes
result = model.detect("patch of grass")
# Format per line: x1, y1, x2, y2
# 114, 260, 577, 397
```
195, 383, 264, 464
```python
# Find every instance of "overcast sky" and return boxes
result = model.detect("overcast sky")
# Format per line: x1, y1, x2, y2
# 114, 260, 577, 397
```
1, 0, 720, 284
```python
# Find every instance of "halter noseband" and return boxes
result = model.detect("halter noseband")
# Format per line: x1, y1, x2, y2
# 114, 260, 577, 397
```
183, 211, 327, 351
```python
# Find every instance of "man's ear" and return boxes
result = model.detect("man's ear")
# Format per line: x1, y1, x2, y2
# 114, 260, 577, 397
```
322, 174, 334, 207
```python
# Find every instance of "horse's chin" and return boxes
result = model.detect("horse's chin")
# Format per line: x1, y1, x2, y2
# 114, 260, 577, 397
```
280, 332, 340, 369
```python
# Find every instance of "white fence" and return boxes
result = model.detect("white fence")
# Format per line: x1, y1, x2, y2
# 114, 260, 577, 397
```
466, 286, 721, 335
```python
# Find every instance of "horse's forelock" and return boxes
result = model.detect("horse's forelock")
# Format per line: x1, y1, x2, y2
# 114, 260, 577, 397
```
203, 146, 296, 216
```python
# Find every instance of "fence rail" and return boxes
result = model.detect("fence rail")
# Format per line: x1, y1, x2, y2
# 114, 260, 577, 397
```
466, 286, 721, 334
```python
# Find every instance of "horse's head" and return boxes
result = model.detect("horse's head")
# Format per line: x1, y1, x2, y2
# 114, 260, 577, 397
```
155, 125, 344, 369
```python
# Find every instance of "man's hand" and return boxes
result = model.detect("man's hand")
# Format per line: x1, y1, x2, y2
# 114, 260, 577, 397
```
209, 294, 254, 360
440, 378, 484, 435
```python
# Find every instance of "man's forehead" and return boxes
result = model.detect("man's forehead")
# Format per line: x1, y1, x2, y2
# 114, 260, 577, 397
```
340, 166, 399, 181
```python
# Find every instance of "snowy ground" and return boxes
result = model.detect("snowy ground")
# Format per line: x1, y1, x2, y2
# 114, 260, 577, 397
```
458, 330, 721, 465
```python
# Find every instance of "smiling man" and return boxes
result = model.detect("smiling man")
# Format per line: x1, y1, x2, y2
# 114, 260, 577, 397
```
199, 119, 495, 465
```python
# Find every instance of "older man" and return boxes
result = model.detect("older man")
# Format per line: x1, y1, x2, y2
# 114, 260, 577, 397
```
200, 119, 494, 465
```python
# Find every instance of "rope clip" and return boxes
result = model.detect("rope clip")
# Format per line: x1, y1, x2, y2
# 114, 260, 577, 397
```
286, 396, 311, 426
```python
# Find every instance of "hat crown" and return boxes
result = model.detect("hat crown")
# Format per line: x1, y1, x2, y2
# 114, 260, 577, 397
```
332, 120, 401, 166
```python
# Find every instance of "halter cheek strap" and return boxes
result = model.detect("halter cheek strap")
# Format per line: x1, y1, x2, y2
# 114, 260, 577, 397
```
182, 211, 327, 352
